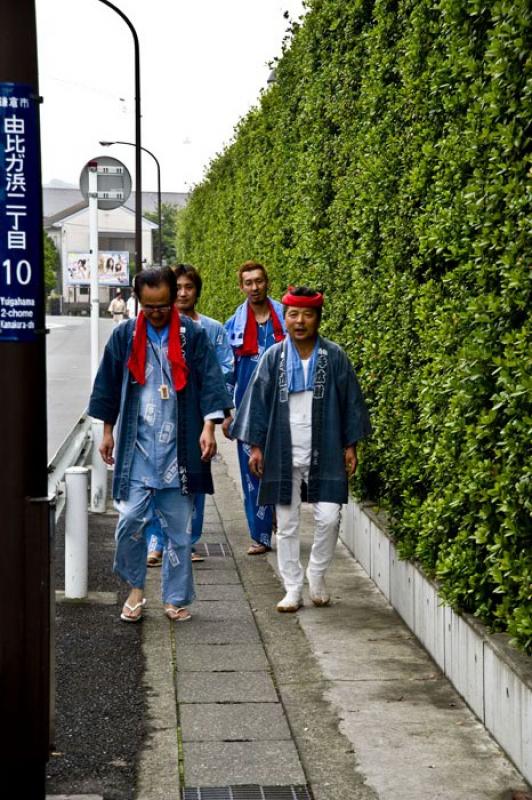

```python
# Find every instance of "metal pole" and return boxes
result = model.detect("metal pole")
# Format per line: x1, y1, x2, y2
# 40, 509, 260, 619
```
88, 163, 99, 382
98, 1, 142, 273
0, 0, 50, 793
64, 467, 89, 599
156, 154, 162, 264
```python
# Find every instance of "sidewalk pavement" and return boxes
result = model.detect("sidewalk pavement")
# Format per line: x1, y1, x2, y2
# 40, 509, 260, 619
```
136, 434, 529, 800
49, 436, 530, 800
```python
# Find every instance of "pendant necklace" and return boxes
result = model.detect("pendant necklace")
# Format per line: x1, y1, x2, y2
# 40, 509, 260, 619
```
158, 341, 170, 400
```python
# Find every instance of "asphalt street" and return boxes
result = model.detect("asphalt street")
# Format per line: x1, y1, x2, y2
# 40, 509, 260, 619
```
46, 314, 114, 458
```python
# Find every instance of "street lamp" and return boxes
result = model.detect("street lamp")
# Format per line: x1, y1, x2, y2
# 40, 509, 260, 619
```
97, 1, 142, 274
100, 140, 162, 265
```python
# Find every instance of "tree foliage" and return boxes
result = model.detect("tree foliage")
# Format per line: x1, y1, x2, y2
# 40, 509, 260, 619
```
145, 202, 179, 264
177, 0, 532, 651
43, 231, 59, 293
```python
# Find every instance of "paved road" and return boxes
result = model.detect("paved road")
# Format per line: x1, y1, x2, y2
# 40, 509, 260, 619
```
46, 314, 114, 459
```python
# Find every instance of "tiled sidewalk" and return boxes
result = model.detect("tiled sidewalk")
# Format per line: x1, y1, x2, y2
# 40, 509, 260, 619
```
135, 441, 529, 800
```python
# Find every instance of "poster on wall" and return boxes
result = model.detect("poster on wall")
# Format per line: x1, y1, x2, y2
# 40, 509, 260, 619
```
66, 251, 130, 286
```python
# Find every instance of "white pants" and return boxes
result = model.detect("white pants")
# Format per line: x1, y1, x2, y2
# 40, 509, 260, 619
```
275, 466, 341, 592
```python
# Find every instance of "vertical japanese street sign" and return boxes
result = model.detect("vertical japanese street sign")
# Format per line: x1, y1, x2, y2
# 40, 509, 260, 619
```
0, 82, 42, 342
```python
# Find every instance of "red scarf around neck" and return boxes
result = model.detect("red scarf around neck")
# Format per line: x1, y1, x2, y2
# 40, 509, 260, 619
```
127, 306, 188, 390
236, 300, 285, 357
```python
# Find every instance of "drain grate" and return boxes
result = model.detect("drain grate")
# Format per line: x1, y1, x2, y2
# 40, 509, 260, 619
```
194, 542, 231, 558
182, 786, 312, 800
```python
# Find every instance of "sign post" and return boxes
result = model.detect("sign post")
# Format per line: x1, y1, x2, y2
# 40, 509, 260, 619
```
79, 155, 131, 513
88, 162, 99, 381
0, 2, 51, 796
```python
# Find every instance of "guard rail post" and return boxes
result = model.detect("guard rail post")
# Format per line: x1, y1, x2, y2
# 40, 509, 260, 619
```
64, 467, 89, 599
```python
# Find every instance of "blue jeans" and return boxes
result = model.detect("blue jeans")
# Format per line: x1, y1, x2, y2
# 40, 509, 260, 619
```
146, 493, 206, 554
114, 481, 194, 606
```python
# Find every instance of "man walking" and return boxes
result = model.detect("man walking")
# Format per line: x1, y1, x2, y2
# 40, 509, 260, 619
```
88, 267, 232, 622
231, 286, 371, 611
108, 289, 126, 324
223, 261, 286, 555
146, 263, 233, 565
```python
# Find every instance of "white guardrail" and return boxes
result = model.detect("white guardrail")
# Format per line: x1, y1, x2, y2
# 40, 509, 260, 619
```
48, 415, 107, 600
47, 415, 92, 518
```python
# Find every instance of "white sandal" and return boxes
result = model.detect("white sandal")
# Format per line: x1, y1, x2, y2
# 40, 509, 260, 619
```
120, 598, 146, 623
164, 606, 192, 622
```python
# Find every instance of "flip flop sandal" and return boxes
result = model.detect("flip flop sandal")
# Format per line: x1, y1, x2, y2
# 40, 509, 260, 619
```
120, 598, 146, 623
191, 551, 205, 562
164, 606, 192, 622
147, 554, 163, 567
247, 544, 270, 555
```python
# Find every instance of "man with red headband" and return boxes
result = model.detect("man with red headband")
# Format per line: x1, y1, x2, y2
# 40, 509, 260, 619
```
88, 267, 232, 623
223, 261, 286, 555
231, 286, 371, 612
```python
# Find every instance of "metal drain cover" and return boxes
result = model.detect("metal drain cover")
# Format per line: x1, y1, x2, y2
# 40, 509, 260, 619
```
194, 542, 231, 557
182, 786, 312, 799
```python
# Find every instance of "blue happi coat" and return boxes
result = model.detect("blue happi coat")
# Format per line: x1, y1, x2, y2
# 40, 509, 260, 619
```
231, 336, 371, 506
88, 317, 233, 500
196, 313, 234, 384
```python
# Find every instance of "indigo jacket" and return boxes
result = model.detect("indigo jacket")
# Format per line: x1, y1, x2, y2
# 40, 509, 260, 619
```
230, 336, 371, 506
88, 317, 233, 501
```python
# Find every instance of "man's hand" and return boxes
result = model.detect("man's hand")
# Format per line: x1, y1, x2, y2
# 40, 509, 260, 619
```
99, 424, 115, 465
221, 414, 234, 440
200, 420, 217, 462
248, 445, 264, 478
344, 444, 358, 478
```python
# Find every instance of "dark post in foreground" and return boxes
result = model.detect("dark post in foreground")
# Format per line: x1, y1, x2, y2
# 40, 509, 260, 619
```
0, 0, 51, 796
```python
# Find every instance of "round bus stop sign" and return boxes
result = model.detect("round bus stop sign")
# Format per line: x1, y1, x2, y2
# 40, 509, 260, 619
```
79, 155, 132, 210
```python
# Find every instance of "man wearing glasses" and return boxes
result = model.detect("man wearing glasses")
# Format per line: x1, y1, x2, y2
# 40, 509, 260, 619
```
88, 267, 232, 623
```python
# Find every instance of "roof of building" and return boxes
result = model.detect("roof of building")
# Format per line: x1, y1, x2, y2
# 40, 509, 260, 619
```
44, 200, 87, 228
42, 186, 188, 219
44, 201, 158, 230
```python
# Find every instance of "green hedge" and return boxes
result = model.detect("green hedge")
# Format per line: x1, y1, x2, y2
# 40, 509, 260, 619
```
177, 0, 532, 651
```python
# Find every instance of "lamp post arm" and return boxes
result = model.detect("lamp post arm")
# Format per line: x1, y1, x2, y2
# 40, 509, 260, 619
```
100, 140, 162, 265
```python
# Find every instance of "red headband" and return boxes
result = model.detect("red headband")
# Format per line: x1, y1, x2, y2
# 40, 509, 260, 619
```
282, 288, 324, 308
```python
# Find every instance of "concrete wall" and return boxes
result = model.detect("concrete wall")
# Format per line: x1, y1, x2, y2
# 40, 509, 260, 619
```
340, 498, 532, 785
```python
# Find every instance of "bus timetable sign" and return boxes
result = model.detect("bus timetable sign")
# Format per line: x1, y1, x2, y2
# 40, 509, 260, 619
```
0, 82, 43, 342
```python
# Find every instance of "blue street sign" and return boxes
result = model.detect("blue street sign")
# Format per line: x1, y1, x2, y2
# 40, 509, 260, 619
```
0, 82, 43, 342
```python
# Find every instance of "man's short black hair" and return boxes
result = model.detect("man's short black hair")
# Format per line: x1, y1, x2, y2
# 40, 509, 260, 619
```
283, 285, 323, 323
134, 266, 177, 304
174, 263, 203, 299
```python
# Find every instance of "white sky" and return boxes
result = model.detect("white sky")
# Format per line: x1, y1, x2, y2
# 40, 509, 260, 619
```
36, 0, 306, 193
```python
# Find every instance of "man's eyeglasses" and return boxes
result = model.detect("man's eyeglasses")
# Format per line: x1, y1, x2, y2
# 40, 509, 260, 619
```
141, 304, 172, 314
